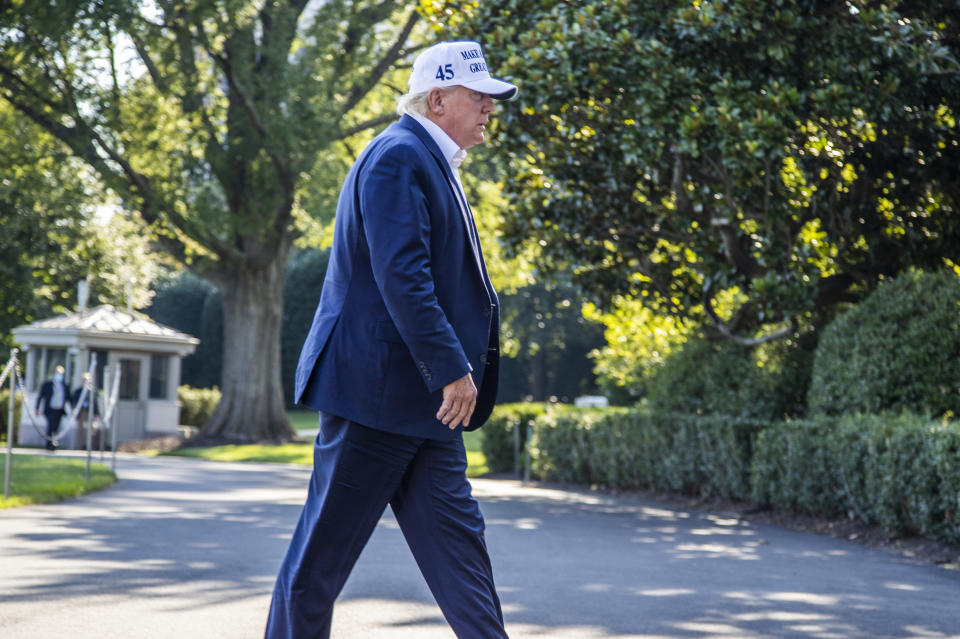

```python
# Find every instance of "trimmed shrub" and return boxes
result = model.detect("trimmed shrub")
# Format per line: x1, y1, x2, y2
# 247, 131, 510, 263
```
516, 405, 960, 544
807, 268, 960, 417
178, 386, 221, 427
529, 407, 764, 499
646, 332, 813, 421
751, 413, 960, 542
481, 402, 550, 474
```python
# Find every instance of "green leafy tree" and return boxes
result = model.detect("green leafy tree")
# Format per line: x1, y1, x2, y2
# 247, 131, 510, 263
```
582, 295, 691, 403
426, 0, 960, 344
0, 102, 154, 346
1, 1, 427, 440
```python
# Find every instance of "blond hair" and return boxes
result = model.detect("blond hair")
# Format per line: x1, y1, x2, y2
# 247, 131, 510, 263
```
396, 87, 455, 117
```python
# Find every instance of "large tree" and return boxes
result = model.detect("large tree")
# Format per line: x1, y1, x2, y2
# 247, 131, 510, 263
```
0, 1, 425, 441
428, 0, 960, 343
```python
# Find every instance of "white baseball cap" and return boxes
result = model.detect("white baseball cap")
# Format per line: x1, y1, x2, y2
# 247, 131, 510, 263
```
409, 41, 518, 100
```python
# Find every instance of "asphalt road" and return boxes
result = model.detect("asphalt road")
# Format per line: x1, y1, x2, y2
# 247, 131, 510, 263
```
1, 450, 958, 638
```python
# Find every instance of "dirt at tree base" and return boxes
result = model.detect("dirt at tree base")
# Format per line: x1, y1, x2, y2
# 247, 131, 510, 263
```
116, 436, 184, 454
116, 433, 306, 452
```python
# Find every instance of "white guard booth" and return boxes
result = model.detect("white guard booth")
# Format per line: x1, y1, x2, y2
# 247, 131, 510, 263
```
12, 305, 199, 448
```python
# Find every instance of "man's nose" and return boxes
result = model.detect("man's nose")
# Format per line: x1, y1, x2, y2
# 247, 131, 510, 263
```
482, 95, 494, 112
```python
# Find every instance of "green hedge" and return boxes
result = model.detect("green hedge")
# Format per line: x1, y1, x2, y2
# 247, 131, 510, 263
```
751, 413, 960, 543
807, 268, 960, 417
0, 389, 23, 444
481, 403, 551, 473
528, 407, 764, 500
178, 386, 221, 427
646, 332, 813, 421
513, 405, 960, 544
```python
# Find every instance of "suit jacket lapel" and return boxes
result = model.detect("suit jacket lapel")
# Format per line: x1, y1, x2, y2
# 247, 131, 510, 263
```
398, 115, 489, 288
398, 115, 459, 193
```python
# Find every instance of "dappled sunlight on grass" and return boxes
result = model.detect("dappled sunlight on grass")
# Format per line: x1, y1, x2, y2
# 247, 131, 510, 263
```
160, 413, 489, 474
163, 430, 490, 477
0, 454, 116, 509
163, 443, 314, 465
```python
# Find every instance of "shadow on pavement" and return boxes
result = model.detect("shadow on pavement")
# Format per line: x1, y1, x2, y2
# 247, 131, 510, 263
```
2, 457, 958, 638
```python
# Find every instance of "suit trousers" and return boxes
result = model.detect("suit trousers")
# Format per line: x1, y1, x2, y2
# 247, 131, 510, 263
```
44, 409, 65, 450
265, 413, 507, 639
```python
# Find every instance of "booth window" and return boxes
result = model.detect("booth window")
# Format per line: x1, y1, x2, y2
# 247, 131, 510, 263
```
92, 350, 108, 390
118, 359, 141, 400
149, 355, 170, 400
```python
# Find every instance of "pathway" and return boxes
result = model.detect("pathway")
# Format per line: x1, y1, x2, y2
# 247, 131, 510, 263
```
1, 451, 958, 638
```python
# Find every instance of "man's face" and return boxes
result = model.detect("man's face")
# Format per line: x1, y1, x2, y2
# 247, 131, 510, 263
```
431, 86, 495, 150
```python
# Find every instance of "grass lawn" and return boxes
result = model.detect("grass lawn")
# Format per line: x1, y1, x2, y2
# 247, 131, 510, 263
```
164, 414, 489, 476
0, 453, 117, 509
288, 409, 319, 434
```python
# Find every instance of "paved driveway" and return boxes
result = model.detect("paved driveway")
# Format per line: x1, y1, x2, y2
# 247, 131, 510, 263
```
1, 451, 958, 638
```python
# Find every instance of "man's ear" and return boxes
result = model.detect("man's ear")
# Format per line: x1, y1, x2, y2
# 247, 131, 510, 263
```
427, 87, 445, 116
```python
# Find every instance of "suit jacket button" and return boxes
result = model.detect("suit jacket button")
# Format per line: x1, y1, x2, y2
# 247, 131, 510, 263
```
479, 354, 488, 365
483, 306, 492, 318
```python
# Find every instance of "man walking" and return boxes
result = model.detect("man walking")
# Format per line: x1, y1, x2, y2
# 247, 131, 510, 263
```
265, 41, 516, 638
35, 365, 71, 451
71, 372, 100, 450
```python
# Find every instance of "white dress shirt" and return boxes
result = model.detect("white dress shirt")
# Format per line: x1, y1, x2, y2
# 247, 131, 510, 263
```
409, 113, 484, 275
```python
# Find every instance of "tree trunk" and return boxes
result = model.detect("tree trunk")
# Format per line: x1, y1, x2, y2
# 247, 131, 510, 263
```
200, 248, 297, 443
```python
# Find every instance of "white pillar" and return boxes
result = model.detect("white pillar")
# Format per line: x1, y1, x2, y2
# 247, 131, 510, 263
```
22, 345, 34, 393
168, 356, 182, 401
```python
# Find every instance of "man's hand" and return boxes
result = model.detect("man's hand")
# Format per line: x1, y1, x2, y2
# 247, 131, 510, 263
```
437, 373, 477, 429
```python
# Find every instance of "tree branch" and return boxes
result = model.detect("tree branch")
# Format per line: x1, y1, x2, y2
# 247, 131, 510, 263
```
152, 13, 228, 181
0, 64, 74, 139
761, 156, 773, 221
696, 153, 767, 279
338, 7, 419, 120
257, 0, 310, 75
197, 22, 295, 199
702, 284, 796, 346
335, 112, 396, 140
671, 154, 694, 217
128, 30, 169, 93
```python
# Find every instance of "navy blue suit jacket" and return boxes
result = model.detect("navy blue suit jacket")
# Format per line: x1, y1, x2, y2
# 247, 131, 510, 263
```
36, 380, 72, 414
294, 115, 499, 439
